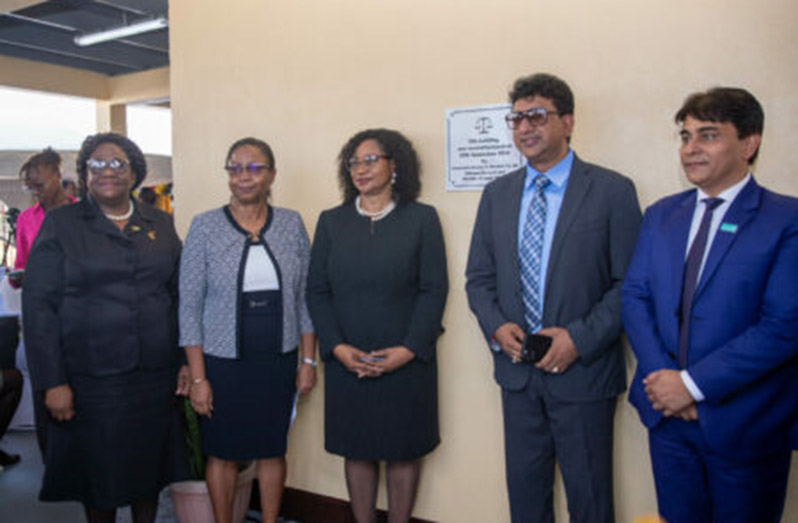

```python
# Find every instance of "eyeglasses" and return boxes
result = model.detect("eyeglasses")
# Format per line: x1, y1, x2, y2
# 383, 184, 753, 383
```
23, 182, 45, 192
346, 154, 391, 172
86, 158, 129, 175
224, 162, 271, 175
505, 107, 561, 130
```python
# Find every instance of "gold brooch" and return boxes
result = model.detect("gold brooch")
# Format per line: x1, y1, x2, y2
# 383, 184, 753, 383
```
147, 230, 157, 241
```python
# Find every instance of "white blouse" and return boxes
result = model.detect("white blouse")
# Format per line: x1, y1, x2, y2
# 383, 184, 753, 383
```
242, 243, 280, 291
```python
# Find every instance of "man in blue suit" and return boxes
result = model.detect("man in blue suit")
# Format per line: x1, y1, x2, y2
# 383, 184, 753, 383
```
622, 87, 798, 522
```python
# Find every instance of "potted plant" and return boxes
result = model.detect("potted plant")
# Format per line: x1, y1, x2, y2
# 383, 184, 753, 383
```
169, 397, 256, 523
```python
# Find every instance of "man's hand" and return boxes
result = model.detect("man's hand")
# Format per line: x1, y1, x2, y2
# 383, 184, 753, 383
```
494, 322, 525, 362
674, 404, 698, 421
45, 384, 75, 422
535, 326, 579, 374
644, 369, 694, 415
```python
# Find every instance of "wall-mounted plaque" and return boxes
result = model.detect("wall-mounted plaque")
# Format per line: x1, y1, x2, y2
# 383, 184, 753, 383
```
445, 103, 525, 191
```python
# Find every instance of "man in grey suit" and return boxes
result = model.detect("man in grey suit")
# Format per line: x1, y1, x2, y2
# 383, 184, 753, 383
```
466, 73, 642, 523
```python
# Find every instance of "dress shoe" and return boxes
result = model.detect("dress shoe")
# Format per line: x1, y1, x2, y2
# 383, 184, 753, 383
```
0, 449, 20, 467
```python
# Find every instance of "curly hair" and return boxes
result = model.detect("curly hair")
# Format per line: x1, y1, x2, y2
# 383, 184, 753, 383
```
337, 128, 421, 205
225, 137, 276, 169
76, 132, 147, 198
675, 87, 764, 164
508, 73, 574, 116
19, 147, 61, 180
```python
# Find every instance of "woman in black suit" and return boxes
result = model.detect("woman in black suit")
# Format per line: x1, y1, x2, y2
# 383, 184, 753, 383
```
307, 129, 448, 523
23, 133, 187, 523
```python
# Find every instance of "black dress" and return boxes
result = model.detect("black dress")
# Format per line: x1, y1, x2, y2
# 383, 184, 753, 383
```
22, 199, 188, 508
307, 201, 448, 460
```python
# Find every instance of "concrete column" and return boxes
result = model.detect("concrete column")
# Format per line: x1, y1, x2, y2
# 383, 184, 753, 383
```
96, 101, 127, 135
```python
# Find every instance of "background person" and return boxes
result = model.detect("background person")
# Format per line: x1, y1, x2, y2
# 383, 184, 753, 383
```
12, 147, 76, 457
0, 368, 22, 471
23, 132, 187, 523
179, 137, 316, 523
14, 147, 75, 276
0, 293, 22, 470
307, 128, 448, 523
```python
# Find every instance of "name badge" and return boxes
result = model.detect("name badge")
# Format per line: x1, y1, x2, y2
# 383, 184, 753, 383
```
720, 222, 738, 234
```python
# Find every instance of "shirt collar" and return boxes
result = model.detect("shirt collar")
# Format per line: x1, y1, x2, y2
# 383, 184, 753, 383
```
524, 149, 574, 191
695, 173, 751, 206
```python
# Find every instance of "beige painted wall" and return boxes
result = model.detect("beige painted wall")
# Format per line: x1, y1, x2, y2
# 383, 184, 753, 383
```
0, 0, 38, 13
0, 55, 110, 100
0, 55, 168, 107
169, 1, 798, 521
107, 67, 170, 104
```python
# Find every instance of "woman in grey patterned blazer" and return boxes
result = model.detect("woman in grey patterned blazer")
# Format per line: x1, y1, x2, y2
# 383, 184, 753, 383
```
179, 137, 316, 523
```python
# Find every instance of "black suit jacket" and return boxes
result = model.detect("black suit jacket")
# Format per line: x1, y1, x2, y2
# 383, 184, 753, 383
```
22, 198, 182, 391
466, 154, 642, 400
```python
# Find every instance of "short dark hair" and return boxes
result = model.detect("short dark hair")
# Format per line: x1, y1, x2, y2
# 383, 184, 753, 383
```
19, 147, 61, 180
675, 87, 764, 164
76, 133, 147, 197
509, 73, 574, 116
226, 137, 276, 170
337, 128, 421, 204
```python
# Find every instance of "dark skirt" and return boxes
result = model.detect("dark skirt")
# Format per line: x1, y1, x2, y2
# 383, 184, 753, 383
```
40, 366, 189, 508
201, 290, 296, 460
324, 353, 440, 461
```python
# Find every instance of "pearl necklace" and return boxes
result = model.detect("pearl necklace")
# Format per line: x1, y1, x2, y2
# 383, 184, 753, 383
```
104, 200, 135, 221
355, 196, 395, 221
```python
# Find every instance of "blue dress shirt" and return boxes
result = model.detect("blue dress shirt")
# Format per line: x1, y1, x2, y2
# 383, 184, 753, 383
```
516, 150, 574, 329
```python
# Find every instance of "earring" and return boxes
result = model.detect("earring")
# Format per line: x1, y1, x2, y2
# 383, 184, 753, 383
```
391, 171, 397, 185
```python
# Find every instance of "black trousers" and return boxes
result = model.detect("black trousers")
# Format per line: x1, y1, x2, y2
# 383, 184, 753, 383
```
0, 368, 22, 440
502, 370, 617, 523
0, 317, 19, 369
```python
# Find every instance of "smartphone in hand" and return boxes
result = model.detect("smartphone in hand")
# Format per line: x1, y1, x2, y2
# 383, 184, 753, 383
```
520, 334, 552, 363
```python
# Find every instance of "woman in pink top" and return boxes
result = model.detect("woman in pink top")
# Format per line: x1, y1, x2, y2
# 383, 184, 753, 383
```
14, 148, 75, 274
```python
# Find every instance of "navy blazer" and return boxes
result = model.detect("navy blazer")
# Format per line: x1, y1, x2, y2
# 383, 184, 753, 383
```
466, 154, 642, 401
22, 198, 182, 391
622, 178, 798, 460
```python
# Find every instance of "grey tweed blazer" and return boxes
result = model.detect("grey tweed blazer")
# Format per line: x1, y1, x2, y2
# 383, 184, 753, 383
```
179, 206, 314, 357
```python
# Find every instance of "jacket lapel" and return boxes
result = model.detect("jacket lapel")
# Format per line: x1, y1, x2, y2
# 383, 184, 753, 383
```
666, 191, 696, 311
507, 167, 526, 281
695, 177, 761, 298
546, 155, 591, 287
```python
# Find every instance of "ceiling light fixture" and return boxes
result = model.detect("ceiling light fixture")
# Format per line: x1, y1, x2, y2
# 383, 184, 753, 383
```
74, 16, 168, 47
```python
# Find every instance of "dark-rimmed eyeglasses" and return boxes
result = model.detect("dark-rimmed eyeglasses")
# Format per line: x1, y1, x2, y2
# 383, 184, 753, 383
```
224, 162, 271, 176
86, 158, 129, 175
345, 154, 391, 172
505, 108, 561, 130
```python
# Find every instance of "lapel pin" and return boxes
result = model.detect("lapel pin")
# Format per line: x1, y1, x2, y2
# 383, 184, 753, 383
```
719, 223, 738, 234
147, 230, 157, 241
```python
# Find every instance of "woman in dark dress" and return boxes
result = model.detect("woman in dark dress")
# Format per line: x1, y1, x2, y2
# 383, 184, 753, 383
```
22, 133, 187, 523
307, 129, 448, 523
179, 137, 316, 523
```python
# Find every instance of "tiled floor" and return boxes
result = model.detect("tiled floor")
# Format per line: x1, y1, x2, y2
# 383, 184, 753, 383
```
0, 429, 300, 523
0, 429, 176, 523
0, 429, 86, 522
